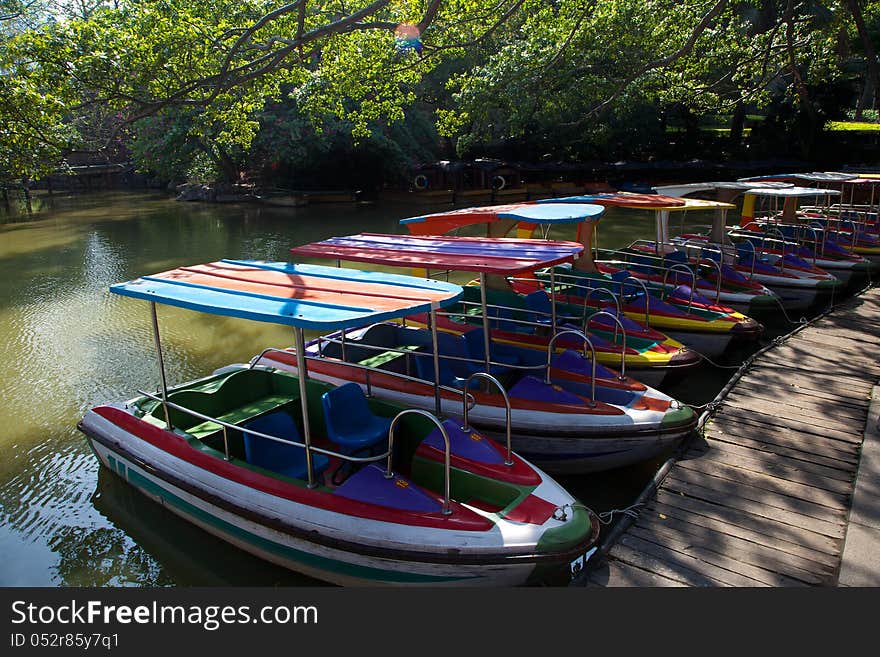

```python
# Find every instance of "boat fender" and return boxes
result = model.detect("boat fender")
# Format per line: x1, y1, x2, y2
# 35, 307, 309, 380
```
491, 175, 506, 191
413, 174, 429, 190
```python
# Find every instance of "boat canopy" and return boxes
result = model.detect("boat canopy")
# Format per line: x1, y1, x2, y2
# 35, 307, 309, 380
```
290, 233, 584, 274
400, 202, 604, 235
110, 259, 463, 330
745, 186, 841, 198
653, 181, 793, 197
738, 172, 858, 183
537, 192, 687, 209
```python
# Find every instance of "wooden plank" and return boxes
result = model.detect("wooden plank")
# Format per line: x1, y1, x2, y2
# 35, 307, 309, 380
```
720, 392, 865, 435
660, 477, 846, 538
702, 421, 860, 468
705, 417, 862, 464
740, 372, 874, 405
695, 435, 856, 490
606, 542, 725, 587
736, 379, 871, 410
762, 340, 880, 368
713, 405, 865, 444
627, 524, 816, 586
674, 455, 851, 511
653, 490, 842, 556
585, 559, 687, 587
759, 351, 880, 380
794, 331, 880, 356
743, 365, 875, 393
636, 506, 839, 574
615, 534, 770, 587
725, 388, 868, 423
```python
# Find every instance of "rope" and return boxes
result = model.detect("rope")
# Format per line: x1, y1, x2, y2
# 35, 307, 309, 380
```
572, 502, 644, 525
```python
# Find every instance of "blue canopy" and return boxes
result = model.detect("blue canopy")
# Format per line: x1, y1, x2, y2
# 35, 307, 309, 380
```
110, 259, 463, 330
400, 202, 604, 233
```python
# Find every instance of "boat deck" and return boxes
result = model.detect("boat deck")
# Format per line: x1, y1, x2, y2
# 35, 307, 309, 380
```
577, 286, 880, 586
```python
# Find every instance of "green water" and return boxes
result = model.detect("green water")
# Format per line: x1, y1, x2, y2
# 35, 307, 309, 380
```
0, 190, 789, 586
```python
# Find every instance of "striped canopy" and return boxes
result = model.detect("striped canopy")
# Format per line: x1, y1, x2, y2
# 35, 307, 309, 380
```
400, 202, 604, 235
290, 233, 584, 274
110, 259, 463, 330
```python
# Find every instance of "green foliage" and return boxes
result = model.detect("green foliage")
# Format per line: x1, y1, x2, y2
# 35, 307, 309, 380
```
2, 0, 880, 185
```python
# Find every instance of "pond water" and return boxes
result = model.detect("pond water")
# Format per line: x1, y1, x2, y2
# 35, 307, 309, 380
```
0, 190, 801, 586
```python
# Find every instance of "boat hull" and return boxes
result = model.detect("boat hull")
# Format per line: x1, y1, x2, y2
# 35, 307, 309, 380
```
81, 410, 598, 586
258, 355, 698, 473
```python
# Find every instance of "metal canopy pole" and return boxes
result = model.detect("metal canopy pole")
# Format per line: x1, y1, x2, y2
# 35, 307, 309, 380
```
150, 302, 173, 430
549, 268, 557, 331
429, 307, 442, 416
294, 326, 317, 488
478, 273, 491, 372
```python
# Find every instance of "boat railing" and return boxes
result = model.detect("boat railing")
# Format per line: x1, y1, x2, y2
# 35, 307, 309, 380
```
675, 239, 724, 304
387, 409, 452, 516
735, 223, 818, 266
545, 329, 598, 404
461, 372, 513, 467
747, 221, 827, 259
619, 276, 651, 326
661, 264, 698, 313
136, 389, 388, 484
585, 310, 627, 380
594, 246, 716, 292
249, 345, 477, 409
732, 226, 792, 273
514, 271, 626, 319
582, 287, 625, 330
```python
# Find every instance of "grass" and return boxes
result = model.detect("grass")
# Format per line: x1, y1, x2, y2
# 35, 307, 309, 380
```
826, 120, 880, 132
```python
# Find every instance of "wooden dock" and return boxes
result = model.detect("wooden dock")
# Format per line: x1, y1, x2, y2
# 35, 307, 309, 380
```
580, 286, 880, 587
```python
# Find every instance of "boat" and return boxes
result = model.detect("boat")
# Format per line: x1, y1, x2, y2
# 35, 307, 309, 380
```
78, 259, 601, 586
525, 193, 766, 354
272, 231, 699, 473
395, 201, 704, 382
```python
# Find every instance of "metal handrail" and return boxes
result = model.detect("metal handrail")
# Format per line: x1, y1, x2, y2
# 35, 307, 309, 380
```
461, 372, 513, 467
249, 345, 477, 410
582, 287, 622, 336
677, 240, 724, 304
545, 329, 597, 405
619, 276, 651, 326
661, 263, 697, 313
136, 389, 388, 466
387, 409, 452, 516
585, 310, 628, 380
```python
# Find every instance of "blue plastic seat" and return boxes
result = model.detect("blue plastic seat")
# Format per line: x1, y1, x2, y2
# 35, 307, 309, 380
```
413, 350, 480, 389
242, 412, 329, 480
321, 383, 391, 453
462, 328, 519, 373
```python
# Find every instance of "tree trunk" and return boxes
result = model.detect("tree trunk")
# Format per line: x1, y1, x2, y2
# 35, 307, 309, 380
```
844, 0, 879, 118
729, 101, 747, 144
21, 179, 32, 214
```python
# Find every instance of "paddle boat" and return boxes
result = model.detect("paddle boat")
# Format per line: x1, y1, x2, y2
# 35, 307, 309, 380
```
654, 182, 861, 300
78, 259, 601, 586
270, 231, 698, 473
738, 173, 880, 264
394, 202, 703, 385
520, 193, 766, 354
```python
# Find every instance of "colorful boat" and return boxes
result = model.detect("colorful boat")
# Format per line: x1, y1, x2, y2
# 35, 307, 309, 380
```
395, 201, 707, 376
525, 193, 765, 353
274, 232, 698, 473
78, 259, 600, 586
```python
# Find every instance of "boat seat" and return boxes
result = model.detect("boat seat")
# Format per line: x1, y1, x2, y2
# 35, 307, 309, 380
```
242, 412, 329, 481
183, 394, 298, 441
413, 349, 480, 390
461, 328, 520, 373
321, 382, 391, 453
524, 290, 581, 327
